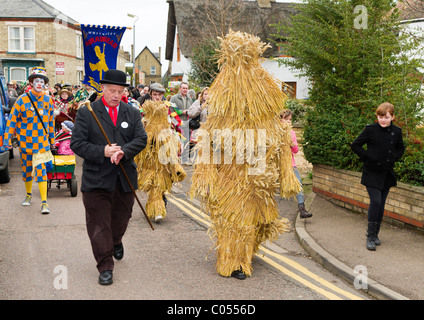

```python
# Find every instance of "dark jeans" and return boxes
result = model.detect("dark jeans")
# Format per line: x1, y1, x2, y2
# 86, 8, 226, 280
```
366, 186, 390, 223
82, 184, 134, 272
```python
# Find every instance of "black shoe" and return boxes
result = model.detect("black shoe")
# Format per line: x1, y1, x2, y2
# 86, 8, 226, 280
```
366, 236, 376, 251
366, 222, 378, 251
99, 270, 113, 285
366, 222, 381, 246
113, 243, 124, 260
374, 222, 381, 246
299, 203, 312, 219
374, 235, 381, 246
231, 269, 247, 280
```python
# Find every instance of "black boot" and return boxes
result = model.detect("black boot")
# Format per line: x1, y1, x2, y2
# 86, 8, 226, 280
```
374, 222, 381, 246
299, 203, 312, 219
366, 222, 378, 251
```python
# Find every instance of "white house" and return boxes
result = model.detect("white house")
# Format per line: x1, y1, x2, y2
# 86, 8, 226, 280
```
397, 0, 424, 69
165, 0, 310, 99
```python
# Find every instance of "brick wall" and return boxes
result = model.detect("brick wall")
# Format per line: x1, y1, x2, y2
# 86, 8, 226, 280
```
0, 20, 84, 84
312, 164, 424, 230
38, 21, 84, 84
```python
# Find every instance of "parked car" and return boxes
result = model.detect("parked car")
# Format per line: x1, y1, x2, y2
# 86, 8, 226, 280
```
0, 62, 11, 183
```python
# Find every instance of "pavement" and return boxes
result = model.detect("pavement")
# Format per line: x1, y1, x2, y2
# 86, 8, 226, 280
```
177, 142, 424, 301
177, 159, 423, 301
295, 190, 424, 300
275, 150, 424, 300
4, 147, 421, 300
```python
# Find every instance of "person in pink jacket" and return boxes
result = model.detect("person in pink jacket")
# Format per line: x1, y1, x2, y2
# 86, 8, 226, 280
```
54, 120, 74, 155
281, 110, 312, 219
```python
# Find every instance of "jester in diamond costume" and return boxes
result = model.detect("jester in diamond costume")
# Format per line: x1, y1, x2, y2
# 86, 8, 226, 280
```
135, 83, 187, 223
4, 67, 55, 214
189, 31, 301, 279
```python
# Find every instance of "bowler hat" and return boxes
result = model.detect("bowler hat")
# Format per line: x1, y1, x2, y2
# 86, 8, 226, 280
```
100, 69, 129, 87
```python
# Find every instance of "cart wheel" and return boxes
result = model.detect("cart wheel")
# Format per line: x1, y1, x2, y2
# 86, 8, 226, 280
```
70, 177, 78, 197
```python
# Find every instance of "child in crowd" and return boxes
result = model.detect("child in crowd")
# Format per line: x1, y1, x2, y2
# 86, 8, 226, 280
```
54, 120, 74, 155
280, 110, 312, 219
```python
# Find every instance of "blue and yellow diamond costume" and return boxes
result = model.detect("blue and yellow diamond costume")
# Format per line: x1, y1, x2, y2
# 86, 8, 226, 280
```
4, 67, 54, 213
4, 90, 54, 182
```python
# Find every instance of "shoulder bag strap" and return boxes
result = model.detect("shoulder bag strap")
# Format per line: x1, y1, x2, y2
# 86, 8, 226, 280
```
27, 93, 49, 136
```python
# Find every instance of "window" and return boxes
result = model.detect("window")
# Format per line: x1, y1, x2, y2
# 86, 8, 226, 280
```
9, 26, 35, 52
282, 82, 297, 99
76, 32, 82, 58
10, 67, 27, 82
150, 66, 156, 75
77, 70, 84, 83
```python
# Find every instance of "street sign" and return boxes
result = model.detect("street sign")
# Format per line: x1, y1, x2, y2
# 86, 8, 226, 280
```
56, 62, 65, 75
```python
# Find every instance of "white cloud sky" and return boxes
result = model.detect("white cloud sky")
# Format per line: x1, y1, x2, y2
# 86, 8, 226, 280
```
43, 0, 302, 74
44, 0, 169, 65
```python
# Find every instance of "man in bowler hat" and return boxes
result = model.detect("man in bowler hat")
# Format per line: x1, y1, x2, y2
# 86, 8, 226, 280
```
71, 70, 147, 285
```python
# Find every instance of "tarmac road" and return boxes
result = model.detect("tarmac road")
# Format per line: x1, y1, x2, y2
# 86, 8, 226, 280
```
0, 152, 369, 302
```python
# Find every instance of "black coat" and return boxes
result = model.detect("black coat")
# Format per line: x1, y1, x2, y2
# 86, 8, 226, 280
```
351, 122, 405, 190
70, 99, 147, 193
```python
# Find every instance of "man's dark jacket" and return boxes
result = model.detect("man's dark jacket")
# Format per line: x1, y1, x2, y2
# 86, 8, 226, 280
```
70, 99, 147, 192
351, 122, 405, 190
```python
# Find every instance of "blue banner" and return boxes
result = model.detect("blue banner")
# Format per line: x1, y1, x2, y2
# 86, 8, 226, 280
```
81, 25, 126, 92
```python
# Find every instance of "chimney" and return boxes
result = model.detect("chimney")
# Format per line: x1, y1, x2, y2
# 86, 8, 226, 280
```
257, 0, 275, 8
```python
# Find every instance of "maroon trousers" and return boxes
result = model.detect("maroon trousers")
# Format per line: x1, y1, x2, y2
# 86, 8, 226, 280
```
82, 183, 134, 273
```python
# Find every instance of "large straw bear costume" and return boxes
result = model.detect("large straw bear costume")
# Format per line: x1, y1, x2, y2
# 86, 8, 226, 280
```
189, 30, 301, 278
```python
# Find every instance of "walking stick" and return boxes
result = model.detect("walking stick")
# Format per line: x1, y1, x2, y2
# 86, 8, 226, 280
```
81, 101, 154, 231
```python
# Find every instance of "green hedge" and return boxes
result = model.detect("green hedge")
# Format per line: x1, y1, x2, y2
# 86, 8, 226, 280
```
273, 0, 424, 187
299, 100, 424, 186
